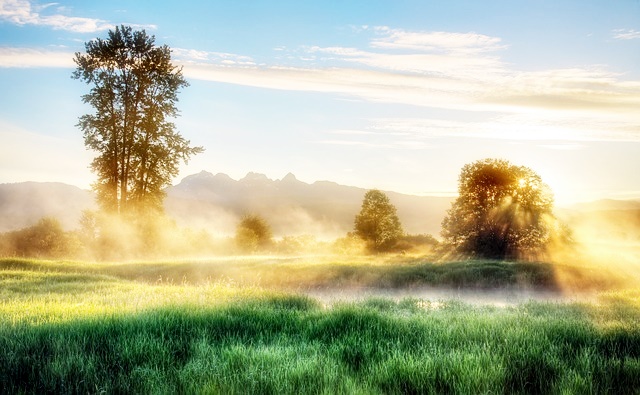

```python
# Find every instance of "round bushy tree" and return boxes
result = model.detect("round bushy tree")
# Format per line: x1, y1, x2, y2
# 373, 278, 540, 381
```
441, 158, 564, 260
235, 214, 273, 253
354, 189, 403, 253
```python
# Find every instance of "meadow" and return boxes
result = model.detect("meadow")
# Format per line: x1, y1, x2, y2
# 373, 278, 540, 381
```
1, 256, 639, 394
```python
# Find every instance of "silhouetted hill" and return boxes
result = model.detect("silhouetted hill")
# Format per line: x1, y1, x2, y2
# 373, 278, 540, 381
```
0, 182, 95, 232
165, 171, 453, 238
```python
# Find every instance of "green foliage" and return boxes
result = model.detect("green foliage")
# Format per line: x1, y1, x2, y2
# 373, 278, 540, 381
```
395, 233, 439, 253
275, 235, 326, 255
354, 190, 404, 253
0, 210, 220, 261
331, 233, 367, 255
72, 25, 203, 216
442, 158, 565, 260
235, 215, 274, 253
0, 218, 81, 258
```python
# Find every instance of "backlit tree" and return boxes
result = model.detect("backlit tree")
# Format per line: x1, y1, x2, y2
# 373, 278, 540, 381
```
73, 25, 203, 216
441, 158, 564, 260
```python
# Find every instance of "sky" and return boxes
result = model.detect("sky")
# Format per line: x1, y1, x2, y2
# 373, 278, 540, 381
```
0, 0, 639, 205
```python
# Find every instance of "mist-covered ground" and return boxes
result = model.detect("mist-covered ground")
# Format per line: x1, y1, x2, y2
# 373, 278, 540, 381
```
2, 236, 638, 304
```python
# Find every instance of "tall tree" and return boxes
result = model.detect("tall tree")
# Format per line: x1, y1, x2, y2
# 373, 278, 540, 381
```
354, 189, 403, 252
441, 158, 564, 260
73, 25, 203, 216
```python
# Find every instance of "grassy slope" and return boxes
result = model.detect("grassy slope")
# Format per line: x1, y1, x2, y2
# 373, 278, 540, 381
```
1, 258, 639, 394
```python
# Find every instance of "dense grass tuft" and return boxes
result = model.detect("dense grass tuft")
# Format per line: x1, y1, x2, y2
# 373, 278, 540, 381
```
1, 297, 640, 393
1, 257, 639, 393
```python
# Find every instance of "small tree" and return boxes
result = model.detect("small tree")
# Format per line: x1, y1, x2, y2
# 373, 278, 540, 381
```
354, 189, 403, 253
441, 158, 564, 260
235, 214, 273, 253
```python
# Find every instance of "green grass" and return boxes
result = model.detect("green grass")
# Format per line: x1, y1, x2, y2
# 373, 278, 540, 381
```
1, 257, 639, 394
1, 254, 626, 292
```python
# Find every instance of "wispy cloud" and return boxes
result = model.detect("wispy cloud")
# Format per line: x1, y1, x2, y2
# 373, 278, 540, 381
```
487, 68, 640, 113
612, 29, 640, 40
369, 26, 506, 54
364, 111, 640, 143
4, 18, 638, 142
0, 0, 156, 33
0, 47, 74, 68
180, 55, 640, 115
316, 108, 640, 151
538, 144, 585, 151
178, 26, 640, 142
172, 48, 256, 66
306, 45, 504, 77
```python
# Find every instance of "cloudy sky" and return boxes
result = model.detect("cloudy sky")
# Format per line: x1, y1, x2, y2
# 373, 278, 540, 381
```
1, 0, 639, 204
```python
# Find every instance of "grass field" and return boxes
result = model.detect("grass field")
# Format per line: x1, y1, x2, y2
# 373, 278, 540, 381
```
1, 257, 639, 394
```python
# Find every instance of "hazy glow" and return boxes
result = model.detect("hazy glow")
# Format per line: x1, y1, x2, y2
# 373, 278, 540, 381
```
0, 122, 93, 186
0, 1, 639, 203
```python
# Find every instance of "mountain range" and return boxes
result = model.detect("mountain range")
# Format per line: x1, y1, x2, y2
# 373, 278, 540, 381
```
165, 171, 454, 238
2, 172, 640, 241
0, 172, 454, 238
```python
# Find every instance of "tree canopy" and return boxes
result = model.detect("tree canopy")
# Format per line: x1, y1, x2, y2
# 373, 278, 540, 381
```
0, 217, 79, 258
235, 214, 274, 253
354, 189, 403, 253
73, 25, 203, 216
441, 158, 564, 260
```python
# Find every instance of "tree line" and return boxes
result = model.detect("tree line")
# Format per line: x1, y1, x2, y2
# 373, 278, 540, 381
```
0, 26, 571, 261
352, 158, 570, 259
0, 157, 568, 260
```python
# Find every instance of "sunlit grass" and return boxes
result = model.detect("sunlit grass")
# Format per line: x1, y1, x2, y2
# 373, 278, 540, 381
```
1, 257, 639, 393
0, 263, 274, 326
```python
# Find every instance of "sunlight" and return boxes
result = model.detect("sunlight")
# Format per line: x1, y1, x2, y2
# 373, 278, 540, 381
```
517, 178, 526, 188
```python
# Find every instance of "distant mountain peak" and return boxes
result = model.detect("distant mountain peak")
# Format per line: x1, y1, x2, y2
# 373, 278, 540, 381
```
281, 172, 298, 182
184, 170, 214, 181
241, 172, 271, 182
213, 172, 233, 181
164, 171, 454, 237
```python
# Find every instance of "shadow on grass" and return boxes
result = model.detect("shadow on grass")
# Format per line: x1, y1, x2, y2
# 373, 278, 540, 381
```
0, 257, 566, 292
374, 260, 559, 290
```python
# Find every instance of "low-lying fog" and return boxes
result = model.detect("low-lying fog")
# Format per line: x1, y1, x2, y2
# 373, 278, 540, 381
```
303, 287, 574, 307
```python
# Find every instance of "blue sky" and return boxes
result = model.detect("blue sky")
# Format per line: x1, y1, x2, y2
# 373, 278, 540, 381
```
1, 0, 639, 204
